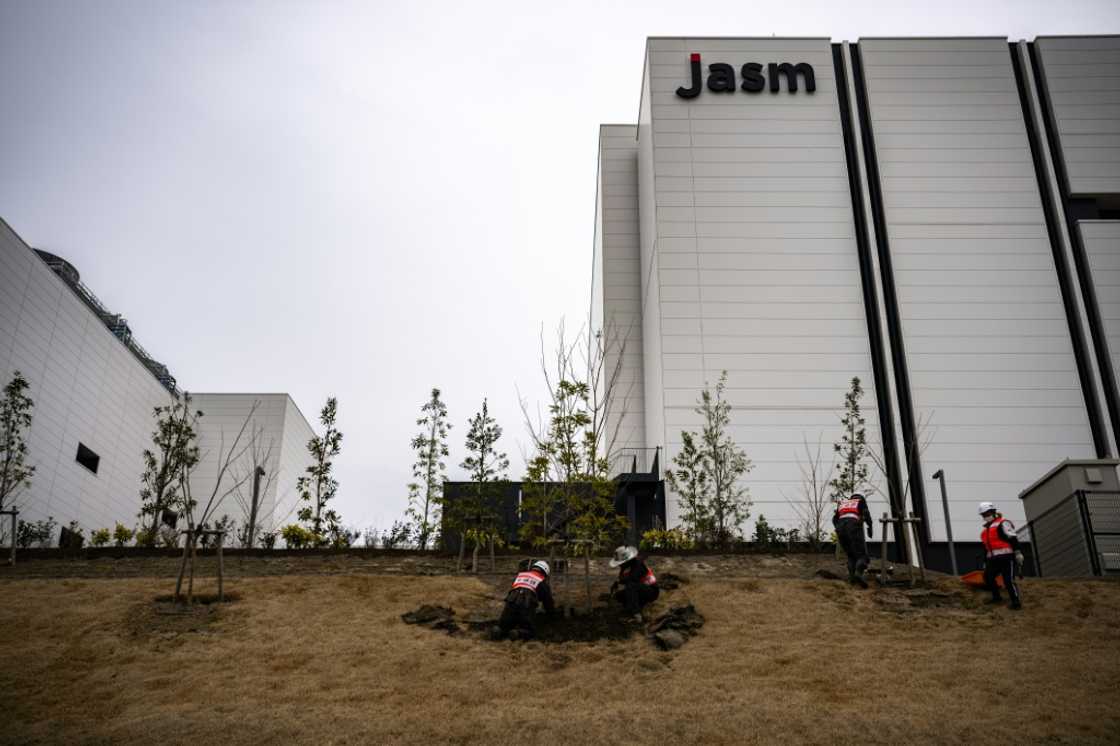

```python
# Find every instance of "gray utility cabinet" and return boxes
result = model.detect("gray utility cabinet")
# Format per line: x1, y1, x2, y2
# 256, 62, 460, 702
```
1019, 460, 1120, 577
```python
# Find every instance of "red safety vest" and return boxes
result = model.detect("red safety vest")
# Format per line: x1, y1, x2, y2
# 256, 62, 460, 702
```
511, 569, 545, 593
981, 518, 1014, 558
837, 497, 862, 520
621, 565, 657, 586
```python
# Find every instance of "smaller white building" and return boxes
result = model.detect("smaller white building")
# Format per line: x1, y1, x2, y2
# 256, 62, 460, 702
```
189, 393, 316, 538
0, 217, 317, 544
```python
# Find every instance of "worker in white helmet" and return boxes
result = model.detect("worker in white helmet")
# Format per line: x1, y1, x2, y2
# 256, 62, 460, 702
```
609, 545, 659, 623
978, 502, 1023, 610
493, 559, 556, 640
833, 491, 873, 588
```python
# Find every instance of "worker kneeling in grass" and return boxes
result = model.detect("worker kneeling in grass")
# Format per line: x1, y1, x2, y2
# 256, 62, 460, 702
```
979, 502, 1024, 610
492, 560, 556, 640
609, 545, 659, 623
833, 492, 873, 588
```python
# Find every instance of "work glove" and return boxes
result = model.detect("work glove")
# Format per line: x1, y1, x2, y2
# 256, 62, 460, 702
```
1014, 551, 1024, 567
866, 525, 873, 539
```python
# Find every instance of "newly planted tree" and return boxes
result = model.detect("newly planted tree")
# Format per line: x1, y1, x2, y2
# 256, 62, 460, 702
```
0, 371, 36, 535
520, 325, 630, 609
297, 397, 343, 545
455, 399, 510, 572
406, 388, 450, 551
666, 372, 752, 547
175, 401, 261, 602
831, 377, 870, 502
784, 434, 835, 550
138, 395, 202, 544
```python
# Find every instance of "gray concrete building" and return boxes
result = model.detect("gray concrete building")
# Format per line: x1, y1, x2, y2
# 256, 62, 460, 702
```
592, 36, 1120, 550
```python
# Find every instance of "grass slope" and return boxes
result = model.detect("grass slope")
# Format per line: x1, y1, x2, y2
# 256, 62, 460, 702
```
1, 559, 1118, 744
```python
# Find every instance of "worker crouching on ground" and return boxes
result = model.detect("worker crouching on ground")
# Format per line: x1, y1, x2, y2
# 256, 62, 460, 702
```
609, 545, 659, 623
979, 502, 1024, 610
833, 492, 873, 588
493, 560, 556, 640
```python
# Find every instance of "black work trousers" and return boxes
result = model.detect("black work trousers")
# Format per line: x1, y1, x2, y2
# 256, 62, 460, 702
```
837, 518, 870, 578
614, 583, 659, 615
499, 590, 537, 637
984, 554, 1021, 605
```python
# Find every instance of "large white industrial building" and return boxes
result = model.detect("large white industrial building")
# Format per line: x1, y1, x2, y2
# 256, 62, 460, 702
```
0, 218, 315, 544
592, 36, 1120, 553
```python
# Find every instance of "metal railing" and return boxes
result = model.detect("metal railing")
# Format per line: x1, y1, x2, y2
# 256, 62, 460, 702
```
608, 447, 661, 479
36, 251, 180, 395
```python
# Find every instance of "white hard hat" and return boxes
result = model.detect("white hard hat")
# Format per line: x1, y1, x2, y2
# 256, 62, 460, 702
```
977, 501, 997, 515
531, 560, 550, 577
609, 545, 639, 568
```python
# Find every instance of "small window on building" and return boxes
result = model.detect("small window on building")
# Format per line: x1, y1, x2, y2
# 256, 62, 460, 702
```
75, 443, 100, 474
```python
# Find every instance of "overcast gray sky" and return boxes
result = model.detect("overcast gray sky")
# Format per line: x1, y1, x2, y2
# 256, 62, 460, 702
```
2, 0, 1118, 532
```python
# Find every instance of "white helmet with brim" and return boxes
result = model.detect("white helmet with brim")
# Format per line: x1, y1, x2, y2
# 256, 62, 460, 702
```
978, 501, 997, 516
531, 560, 550, 577
609, 545, 639, 568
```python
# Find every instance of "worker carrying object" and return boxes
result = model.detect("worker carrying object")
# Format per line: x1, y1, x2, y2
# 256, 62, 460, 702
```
609, 545, 659, 623
833, 492, 873, 588
493, 560, 556, 640
978, 502, 1023, 610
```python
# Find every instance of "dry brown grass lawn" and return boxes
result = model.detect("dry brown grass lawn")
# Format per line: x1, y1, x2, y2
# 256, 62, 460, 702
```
2, 564, 1119, 745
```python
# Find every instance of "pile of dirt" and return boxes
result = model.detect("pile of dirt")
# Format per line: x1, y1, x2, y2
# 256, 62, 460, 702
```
813, 568, 846, 581
647, 604, 704, 650
401, 604, 461, 634
657, 572, 688, 590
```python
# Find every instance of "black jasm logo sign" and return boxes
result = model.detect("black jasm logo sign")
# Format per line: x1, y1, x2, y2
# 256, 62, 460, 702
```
675, 53, 816, 98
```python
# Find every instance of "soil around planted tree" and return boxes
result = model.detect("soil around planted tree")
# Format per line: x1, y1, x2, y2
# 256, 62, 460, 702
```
126, 592, 241, 638
402, 571, 706, 646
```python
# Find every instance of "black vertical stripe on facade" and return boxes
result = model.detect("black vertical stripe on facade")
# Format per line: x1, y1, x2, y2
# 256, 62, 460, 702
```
1010, 43, 1112, 459
849, 44, 930, 547
1028, 42, 1120, 454
831, 44, 909, 561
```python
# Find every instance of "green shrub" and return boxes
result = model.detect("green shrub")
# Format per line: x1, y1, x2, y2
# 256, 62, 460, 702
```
17, 516, 56, 548
112, 523, 135, 547
639, 527, 695, 552
90, 528, 111, 547
281, 524, 317, 549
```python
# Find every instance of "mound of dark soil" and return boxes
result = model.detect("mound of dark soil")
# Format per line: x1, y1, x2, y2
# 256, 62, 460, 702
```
648, 604, 705, 650
658, 572, 689, 590
401, 604, 461, 634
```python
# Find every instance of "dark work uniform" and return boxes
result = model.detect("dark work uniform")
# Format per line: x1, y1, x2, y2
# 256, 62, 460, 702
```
982, 516, 1022, 608
833, 495, 872, 582
498, 569, 555, 638
613, 557, 659, 615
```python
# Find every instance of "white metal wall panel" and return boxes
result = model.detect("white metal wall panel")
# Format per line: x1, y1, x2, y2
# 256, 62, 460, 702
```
643, 38, 886, 533
0, 218, 176, 539
1035, 37, 1120, 195
594, 125, 647, 457
275, 395, 316, 531
1082, 221, 1120, 397
638, 63, 667, 467
189, 393, 316, 537
860, 38, 1096, 541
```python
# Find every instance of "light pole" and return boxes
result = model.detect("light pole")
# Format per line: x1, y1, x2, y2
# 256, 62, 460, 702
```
932, 469, 958, 576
